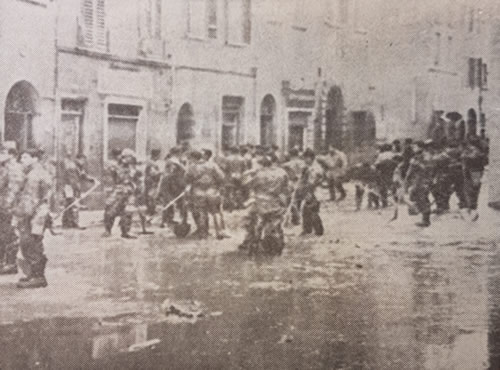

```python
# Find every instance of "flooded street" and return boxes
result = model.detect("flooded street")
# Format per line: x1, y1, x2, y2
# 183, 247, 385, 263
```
0, 188, 499, 369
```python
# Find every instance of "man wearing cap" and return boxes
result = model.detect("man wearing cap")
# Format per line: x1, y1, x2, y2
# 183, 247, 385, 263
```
0, 148, 24, 275
318, 146, 348, 202
158, 147, 187, 228
61, 153, 95, 229
282, 148, 306, 225
103, 149, 142, 238
240, 153, 289, 255
144, 149, 163, 217
405, 140, 435, 227
462, 135, 487, 221
298, 149, 324, 236
223, 147, 247, 211
14, 148, 53, 288
185, 151, 226, 239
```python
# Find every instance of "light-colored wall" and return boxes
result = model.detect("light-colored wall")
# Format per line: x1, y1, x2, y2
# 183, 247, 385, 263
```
0, 0, 56, 151
367, 0, 494, 141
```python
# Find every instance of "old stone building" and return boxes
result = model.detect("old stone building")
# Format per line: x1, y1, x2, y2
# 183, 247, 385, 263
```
0, 0, 56, 153
367, 0, 494, 142
2, 0, 376, 175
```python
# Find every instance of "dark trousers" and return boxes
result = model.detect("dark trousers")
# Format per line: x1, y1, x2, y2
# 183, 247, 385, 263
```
62, 197, 79, 228
448, 168, 466, 209
431, 173, 452, 212
328, 177, 346, 200
18, 217, 47, 278
302, 195, 324, 235
410, 185, 431, 215
0, 211, 17, 265
355, 184, 365, 210
104, 196, 132, 235
464, 174, 482, 210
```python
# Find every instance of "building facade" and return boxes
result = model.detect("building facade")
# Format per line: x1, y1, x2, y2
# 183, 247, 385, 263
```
2, 0, 377, 197
367, 0, 494, 142
0, 0, 57, 154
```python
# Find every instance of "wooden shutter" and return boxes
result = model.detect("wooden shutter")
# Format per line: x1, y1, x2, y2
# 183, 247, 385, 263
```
243, 0, 251, 43
95, 0, 107, 49
82, 0, 95, 46
154, 0, 162, 39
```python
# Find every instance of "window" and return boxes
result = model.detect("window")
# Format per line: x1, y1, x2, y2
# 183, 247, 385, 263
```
61, 100, 85, 157
79, 0, 107, 50
222, 96, 244, 150
338, 0, 348, 24
468, 7, 475, 33
353, 0, 360, 29
139, 0, 162, 39
188, 0, 206, 39
293, 0, 307, 30
208, 0, 218, 38
226, 0, 251, 44
107, 104, 141, 157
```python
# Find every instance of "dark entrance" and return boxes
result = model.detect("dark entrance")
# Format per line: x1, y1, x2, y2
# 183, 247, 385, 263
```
260, 94, 276, 147
4, 81, 39, 151
467, 108, 477, 137
325, 87, 344, 150
176, 103, 195, 145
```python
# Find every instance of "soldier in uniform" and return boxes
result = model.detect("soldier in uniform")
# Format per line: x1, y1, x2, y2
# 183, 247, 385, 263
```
224, 147, 247, 211
299, 149, 324, 236
14, 148, 53, 288
462, 135, 487, 221
375, 144, 398, 208
144, 149, 163, 217
444, 140, 466, 210
185, 151, 226, 239
0, 148, 24, 275
318, 146, 348, 202
404, 140, 435, 227
281, 148, 306, 225
158, 147, 187, 228
430, 142, 452, 214
240, 153, 289, 255
103, 149, 142, 238
61, 153, 95, 229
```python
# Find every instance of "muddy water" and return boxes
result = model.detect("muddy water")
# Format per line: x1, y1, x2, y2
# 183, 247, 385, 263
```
0, 228, 499, 370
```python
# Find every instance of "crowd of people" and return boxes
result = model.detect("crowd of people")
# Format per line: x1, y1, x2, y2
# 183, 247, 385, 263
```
0, 131, 490, 289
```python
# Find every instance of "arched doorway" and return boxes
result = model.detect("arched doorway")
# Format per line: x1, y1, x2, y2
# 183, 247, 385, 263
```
467, 108, 477, 137
324, 87, 344, 150
4, 81, 39, 151
260, 94, 276, 146
176, 103, 195, 145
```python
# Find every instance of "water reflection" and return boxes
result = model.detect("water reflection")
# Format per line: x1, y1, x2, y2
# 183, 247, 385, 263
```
0, 234, 498, 369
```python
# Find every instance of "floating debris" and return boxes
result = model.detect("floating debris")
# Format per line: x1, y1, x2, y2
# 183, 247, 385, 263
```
128, 339, 161, 352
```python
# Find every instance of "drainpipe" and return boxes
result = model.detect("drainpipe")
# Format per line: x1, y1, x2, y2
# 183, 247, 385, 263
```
53, 0, 62, 208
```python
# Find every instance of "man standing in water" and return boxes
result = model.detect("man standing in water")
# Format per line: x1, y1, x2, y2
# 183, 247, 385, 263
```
15, 148, 53, 288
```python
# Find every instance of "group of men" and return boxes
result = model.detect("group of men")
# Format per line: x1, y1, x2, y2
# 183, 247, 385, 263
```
0, 132, 489, 289
98, 143, 349, 255
349, 134, 489, 227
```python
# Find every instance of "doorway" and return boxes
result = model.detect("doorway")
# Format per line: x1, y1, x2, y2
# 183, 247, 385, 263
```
177, 103, 195, 145
260, 94, 276, 147
4, 81, 39, 151
324, 86, 344, 150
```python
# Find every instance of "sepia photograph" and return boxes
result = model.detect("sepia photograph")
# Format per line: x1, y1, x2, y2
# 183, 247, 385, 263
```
0, 0, 498, 368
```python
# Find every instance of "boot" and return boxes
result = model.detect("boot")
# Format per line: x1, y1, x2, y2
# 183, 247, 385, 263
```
121, 233, 137, 239
416, 212, 431, 227
17, 258, 48, 288
0, 263, 18, 275
17, 276, 48, 289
